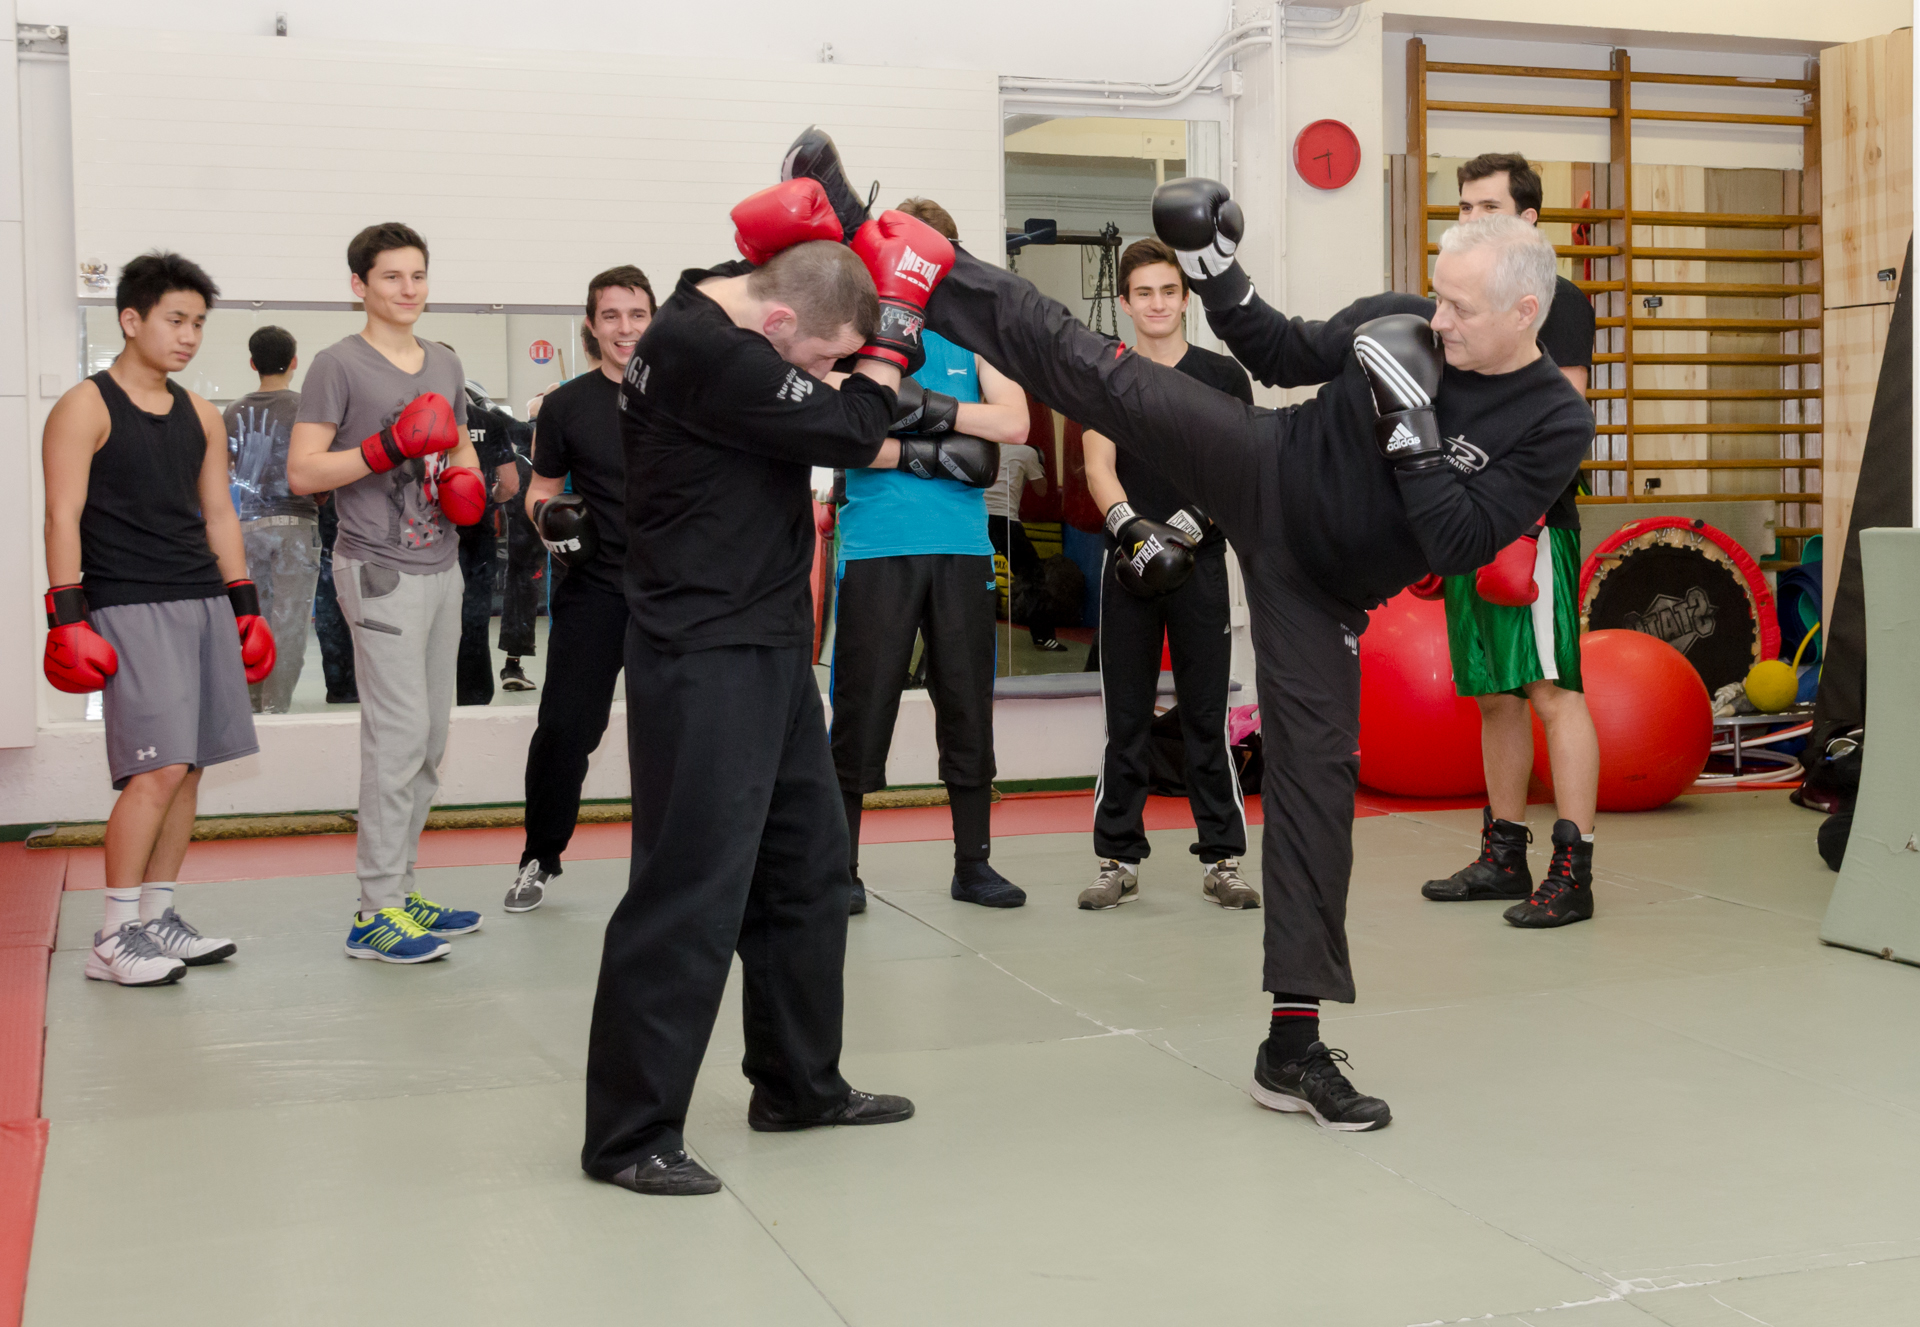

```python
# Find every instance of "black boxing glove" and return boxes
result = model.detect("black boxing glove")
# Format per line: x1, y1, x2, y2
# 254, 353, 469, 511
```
889, 377, 959, 436
897, 432, 999, 488
1151, 178, 1252, 313
1164, 504, 1210, 546
1106, 501, 1196, 597
1353, 314, 1448, 473
532, 493, 600, 568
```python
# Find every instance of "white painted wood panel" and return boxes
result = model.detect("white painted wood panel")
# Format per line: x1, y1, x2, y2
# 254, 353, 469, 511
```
68, 28, 1001, 305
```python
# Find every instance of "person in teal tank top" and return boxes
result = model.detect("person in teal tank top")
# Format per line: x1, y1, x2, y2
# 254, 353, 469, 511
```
831, 198, 1037, 915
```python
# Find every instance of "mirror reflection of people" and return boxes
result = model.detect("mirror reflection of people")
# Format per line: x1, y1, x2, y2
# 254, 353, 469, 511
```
984, 440, 1056, 649
41, 252, 253, 985
829, 197, 1034, 916
223, 325, 318, 714
506, 266, 655, 913
1079, 239, 1257, 915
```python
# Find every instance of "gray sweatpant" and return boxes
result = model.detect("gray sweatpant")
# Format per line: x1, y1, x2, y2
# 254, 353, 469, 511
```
334, 556, 463, 914
240, 516, 321, 714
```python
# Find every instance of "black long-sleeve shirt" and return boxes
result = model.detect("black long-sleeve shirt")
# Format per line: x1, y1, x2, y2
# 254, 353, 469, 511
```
620, 261, 892, 651
1208, 290, 1592, 608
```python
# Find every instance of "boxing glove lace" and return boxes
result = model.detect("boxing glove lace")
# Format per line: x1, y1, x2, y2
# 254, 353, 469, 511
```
225, 579, 278, 685
1475, 519, 1545, 607
1354, 314, 1448, 473
361, 392, 460, 474
897, 432, 999, 488
1151, 178, 1252, 312
732, 178, 843, 264
850, 211, 956, 374
43, 584, 119, 694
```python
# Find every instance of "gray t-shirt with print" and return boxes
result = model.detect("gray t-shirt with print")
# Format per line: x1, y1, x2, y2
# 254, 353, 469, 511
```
296, 334, 469, 573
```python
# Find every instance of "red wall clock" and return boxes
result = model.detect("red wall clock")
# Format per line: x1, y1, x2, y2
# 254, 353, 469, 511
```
1293, 119, 1362, 191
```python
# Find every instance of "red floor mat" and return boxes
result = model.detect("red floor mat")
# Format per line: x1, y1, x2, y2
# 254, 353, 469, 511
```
0, 847, 64, 949
0, 1118, 48, 1327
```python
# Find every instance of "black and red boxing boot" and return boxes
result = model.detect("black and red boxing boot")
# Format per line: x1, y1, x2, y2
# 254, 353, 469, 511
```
1421, 807, 1533, 901
1503, 820, 1595, 928
780, 126, 876, 245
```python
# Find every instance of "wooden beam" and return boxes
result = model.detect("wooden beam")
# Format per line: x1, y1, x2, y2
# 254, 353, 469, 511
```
1596, 423, 1824, 434
1423, 205, 1623, 220
1594, 352, 1820, 364
1427, 61, 1619, 81
1585, 459, 1821, 469
1631, 280, 1821, 296
1587, 388, 1821, 400
1631, 71, 1816, 91
1625, 317, 1822, 331
1632, 209, 1819, 227
1635, 245, 1820, 262
1578, 490, 1811, 502
1631, 109, 1813, 127
1427, 99, 1617, 118
1611, 49, 1633, 498
1408, 38, 1428, 298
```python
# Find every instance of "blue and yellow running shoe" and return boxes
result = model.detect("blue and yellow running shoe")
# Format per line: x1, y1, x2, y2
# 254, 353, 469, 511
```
345, 908, 450, 964
405, 891, 483, 937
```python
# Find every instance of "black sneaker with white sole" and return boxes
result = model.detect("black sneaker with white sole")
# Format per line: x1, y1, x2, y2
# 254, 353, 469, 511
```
780, 126, 876, 242
1251, 1040, 1392, 1132
500, 658, 536, 692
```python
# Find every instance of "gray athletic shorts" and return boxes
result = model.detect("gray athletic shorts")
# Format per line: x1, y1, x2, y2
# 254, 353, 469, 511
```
91, 596, 260, 790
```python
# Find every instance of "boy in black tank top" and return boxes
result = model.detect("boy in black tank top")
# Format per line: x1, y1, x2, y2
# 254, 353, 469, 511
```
40, 253, 271, 987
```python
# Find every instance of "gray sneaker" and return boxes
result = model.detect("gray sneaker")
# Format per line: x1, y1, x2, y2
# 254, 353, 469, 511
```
1078, 859, 1139, 910
143, 907, 237, 965
504, 861, 551, 913
1203, 858, 1260, 910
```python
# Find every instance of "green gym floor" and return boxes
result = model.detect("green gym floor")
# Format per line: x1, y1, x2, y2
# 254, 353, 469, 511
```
25, 793, 1920, 1325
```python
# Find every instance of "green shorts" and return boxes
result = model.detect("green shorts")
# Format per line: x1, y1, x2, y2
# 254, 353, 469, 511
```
1443, 525, 1583, 698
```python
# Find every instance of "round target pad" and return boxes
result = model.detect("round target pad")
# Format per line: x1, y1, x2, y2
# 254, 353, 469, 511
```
1579, 518, 1779, 696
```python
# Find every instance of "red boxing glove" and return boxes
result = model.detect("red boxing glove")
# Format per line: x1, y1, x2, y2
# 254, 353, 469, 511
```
43, 584, 118, 694
225, 579, 277, 684
436, 465, 487, 526
849, 210, 956, 373
360, 392, 460, 474
1408, 574, 1446, 601
1474, 518, 1545, 607
733, 179, 843, 264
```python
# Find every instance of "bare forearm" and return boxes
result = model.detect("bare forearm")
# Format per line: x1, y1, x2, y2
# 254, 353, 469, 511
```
44, 514, 81, 587
1082, 431, 1127, 513
287, 442, 368, 495
523, 473, 565, 523
205, 508, 248, 583
954, 400, 1028, 445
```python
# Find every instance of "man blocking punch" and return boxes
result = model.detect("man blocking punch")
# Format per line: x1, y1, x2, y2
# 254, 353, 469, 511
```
784, 131, 1590, 1130
581, 180, 952, 1196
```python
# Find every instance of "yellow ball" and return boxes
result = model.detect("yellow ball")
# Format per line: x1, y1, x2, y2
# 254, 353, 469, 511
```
1744, 659, 1798, 713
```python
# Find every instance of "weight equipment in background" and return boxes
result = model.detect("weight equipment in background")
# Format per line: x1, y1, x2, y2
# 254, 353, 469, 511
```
1579, 517, 1778, 696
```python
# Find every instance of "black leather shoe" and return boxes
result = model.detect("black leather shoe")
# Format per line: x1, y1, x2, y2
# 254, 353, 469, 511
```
951, 861, 1027, 908
780, 126, 875, 242
850, 876, 868, 916
1421, 807, 1532, 901
748, 1088, 915, 1133
606, 1150, 722, 1196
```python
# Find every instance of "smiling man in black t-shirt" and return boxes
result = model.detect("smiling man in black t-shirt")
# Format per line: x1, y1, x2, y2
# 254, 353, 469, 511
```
1080, 238, 1258, 915
505, 265, 654, 913
1419, 153, 1603, 933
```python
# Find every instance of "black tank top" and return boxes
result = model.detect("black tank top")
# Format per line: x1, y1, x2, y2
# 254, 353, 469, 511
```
80, 370, 225, 608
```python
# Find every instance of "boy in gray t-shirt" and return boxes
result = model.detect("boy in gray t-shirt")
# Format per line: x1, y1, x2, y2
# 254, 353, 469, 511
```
288, 222, 487, 964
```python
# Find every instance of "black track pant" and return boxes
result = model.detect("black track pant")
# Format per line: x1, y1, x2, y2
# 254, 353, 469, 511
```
829, 554, 997, 867
521, 577, 627, 874
314, 501, 357, 702
928, 251, 1369, 1002
500, 494, 542, 659
456, 526, 498, 706
582, 628, 853, 1177
1095, 548, 1246, 865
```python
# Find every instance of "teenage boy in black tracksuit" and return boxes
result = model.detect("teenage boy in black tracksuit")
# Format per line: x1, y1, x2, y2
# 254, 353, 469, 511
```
1080, 238, 1257, 914
582, 189, 955, 1196
783, 132, 1589, 1129
454, 384, 523, 705
505, 266, 654, 913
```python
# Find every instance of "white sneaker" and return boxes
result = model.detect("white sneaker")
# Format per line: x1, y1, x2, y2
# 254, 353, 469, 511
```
504, 861, 550, 913
144, 907, 238, 966
85, 921, 187, 987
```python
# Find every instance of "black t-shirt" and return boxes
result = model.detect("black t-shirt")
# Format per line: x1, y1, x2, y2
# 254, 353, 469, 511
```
1207, 290, 1594, 608
620, 262, 893, 651
1113, 344, 1253, 554
1536, 275, 1596, 530
533, 370, 627, 594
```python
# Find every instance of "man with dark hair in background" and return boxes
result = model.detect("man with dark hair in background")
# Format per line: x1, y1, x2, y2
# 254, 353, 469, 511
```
1418, 152, 1601, 930
449, 366, 527, 706
829, 194, 1033, 914
224, 325, 317, 713
289, 221, 489, 964
41, 251, 262, 985
1076, 236, 1258, 913
505, 264, 655, 913
582, 183, 948, 1196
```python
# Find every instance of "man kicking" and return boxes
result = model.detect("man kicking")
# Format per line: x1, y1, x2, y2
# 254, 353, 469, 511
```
41, 252, 264, 985
582, 181, 952, 1195
784, 131, 1590, 1129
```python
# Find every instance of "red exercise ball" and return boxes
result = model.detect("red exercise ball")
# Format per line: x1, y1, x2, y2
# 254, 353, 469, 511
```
1532, 629, 1712, 812
1358, 589, 1486, 797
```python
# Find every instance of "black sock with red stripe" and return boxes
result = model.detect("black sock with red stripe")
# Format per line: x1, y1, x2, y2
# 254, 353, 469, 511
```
1267, 992, 1321, 1063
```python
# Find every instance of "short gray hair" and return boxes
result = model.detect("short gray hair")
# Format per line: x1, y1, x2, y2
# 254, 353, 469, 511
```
1437, 215, 1557, 331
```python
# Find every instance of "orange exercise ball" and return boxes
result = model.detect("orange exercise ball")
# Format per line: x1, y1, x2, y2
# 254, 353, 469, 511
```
1358, 589, 1486, 797
1532, 629, 1712, 812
